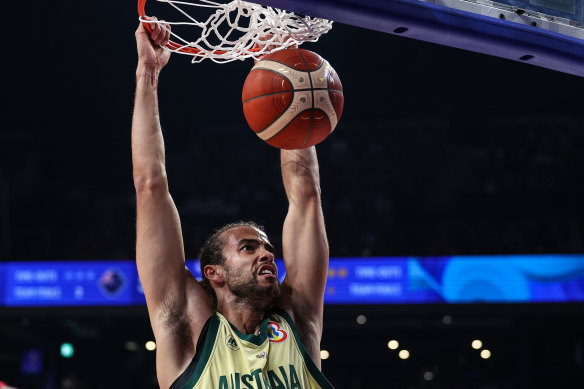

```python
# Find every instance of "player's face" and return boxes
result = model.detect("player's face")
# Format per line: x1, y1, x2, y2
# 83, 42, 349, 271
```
221, 226, 280, 305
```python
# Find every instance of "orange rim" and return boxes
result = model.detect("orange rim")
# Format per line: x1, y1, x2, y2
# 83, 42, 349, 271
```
137, 0, 263, 56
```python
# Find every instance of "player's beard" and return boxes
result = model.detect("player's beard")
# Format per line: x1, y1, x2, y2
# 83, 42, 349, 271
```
225, 265, 280, 310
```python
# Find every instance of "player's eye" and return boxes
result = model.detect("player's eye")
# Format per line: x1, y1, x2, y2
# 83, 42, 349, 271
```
241, 245, 254, 251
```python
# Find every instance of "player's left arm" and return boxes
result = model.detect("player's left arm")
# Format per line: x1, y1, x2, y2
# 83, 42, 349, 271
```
279, 147, 329, 366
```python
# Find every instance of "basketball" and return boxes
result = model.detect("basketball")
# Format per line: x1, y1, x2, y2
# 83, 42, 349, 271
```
242, 49, 344, 150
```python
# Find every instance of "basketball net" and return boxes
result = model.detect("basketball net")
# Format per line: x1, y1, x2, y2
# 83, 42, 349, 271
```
138, 0, 333, 63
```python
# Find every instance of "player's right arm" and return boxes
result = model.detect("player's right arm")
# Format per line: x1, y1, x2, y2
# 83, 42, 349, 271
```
132, 19, 213, 389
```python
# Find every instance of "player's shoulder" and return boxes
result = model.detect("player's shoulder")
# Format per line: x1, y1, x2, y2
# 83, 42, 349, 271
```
272, 304, 323, 367
271, 304, 320, 337
275, 291, 322, 325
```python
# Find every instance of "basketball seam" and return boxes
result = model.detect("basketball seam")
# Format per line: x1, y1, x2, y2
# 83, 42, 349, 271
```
265, 108, 332, 146
293, 48, 315, 149
243, 69, 295, 134
253, 55, 325, 73
242, 88, 342, 105
311, 107, 332, 139
299, 110, 315, 149
242, 90, 292, 105
243, 67, 294, 102
264, 108, 317, 141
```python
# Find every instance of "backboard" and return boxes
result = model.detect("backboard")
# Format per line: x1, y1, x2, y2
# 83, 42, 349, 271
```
259, 0, 584, 77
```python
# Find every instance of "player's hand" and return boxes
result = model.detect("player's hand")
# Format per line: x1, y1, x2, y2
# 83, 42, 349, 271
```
135, 16, 171, 72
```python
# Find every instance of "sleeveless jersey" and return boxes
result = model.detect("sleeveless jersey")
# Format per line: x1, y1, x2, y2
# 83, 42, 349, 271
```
170, 308, 335, 389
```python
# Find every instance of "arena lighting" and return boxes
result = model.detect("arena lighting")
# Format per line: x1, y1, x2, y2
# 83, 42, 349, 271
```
442, 315, 453, 325
356, 315, 367, 325
124, 341, 138, 351
145, 341, 157, 351
398, 350, 410, 359
387, 340, 399, 350
481, 349, 492, 359
423, 372, 434, 381
320, 350, 330, 360
472, 340, 483, 349
60, 343, 74, 358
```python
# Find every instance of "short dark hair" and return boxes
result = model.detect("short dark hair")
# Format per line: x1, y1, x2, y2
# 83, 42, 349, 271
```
198, 221, 264, 307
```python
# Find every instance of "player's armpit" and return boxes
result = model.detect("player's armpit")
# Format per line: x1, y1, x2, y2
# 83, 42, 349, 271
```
135, 189, 213, 329
152, 271, 214, 389
135, 189, 214, 388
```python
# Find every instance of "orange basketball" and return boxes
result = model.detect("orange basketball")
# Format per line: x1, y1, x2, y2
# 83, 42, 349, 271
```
242, 49, 344, 150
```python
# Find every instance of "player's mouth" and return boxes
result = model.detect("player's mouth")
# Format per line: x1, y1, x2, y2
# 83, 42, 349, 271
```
258, 265, 277, 280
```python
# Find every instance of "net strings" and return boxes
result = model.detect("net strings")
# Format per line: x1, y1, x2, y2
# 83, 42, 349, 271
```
139, 0, 333, 63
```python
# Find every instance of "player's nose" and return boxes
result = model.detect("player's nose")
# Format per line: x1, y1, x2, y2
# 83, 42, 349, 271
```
259, 247, 275, 262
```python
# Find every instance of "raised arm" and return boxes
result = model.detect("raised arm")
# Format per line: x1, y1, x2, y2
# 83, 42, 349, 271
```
279, 147, 329, 365
132, 20, 213, 389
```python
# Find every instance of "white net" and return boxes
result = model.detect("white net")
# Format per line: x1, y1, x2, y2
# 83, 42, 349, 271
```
139, 0, 333, 63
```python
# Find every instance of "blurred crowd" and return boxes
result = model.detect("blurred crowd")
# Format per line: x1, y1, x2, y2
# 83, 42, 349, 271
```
2, 114, 583, 261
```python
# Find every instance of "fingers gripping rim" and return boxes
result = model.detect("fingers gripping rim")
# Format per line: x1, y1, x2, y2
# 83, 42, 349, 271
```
138, 0, 253, 56
139, 0, 205, 55
137, 0, 151, 31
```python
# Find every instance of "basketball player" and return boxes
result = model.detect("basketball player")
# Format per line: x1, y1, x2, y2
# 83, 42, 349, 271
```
132, 19, 334, 389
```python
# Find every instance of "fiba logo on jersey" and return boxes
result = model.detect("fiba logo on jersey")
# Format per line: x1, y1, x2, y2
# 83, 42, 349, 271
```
267, 322, 288, 343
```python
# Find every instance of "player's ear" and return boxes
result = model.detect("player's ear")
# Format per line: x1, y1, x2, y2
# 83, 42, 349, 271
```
204, 265, 225, 283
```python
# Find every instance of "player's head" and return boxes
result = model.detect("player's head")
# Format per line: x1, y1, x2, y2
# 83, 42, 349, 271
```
199, 221, 280, 309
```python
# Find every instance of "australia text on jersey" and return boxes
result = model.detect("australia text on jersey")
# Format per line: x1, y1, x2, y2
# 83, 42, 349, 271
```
217, 364, 304, 389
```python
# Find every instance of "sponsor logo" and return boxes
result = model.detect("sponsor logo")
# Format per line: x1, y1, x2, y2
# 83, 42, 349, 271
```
267, 322, 288, 343
225, 335, 239, 350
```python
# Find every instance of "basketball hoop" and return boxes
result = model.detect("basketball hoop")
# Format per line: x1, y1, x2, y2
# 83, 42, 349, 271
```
137, 0, 333, 63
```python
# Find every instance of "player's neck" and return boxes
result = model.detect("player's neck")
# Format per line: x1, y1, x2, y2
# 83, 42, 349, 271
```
218, 299, 266, 335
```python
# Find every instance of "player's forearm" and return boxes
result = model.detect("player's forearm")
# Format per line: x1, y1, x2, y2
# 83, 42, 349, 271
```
281, 147, 321, 203
132, 65, 168, 192
280, 147, 329, 310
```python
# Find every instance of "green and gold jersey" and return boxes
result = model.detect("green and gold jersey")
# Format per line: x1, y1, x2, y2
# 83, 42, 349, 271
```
170, 308, 334, 389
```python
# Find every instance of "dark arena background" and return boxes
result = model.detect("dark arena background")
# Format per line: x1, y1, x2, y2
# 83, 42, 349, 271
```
2, 1, 584, 388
